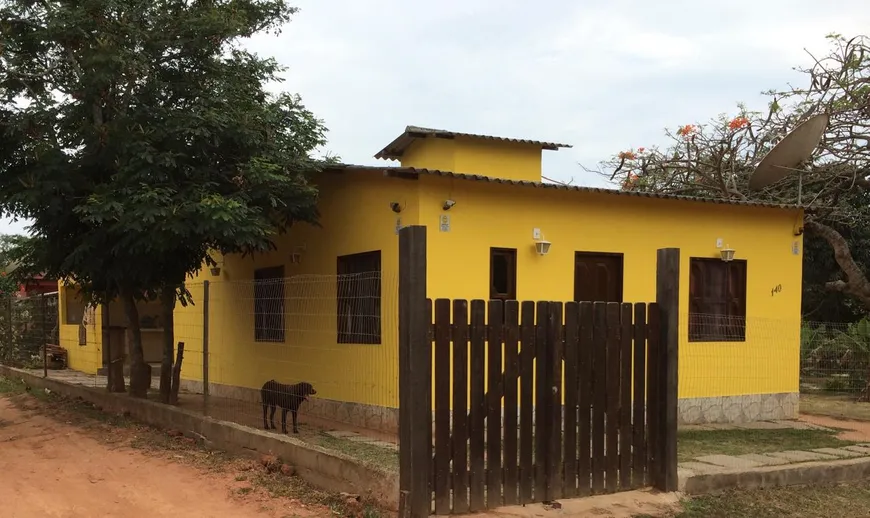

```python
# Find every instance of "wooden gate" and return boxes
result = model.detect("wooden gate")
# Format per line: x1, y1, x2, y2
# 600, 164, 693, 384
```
398, 226, 678, 517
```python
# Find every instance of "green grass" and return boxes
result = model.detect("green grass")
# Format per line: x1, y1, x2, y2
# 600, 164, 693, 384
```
801, 393, 870, 422
313, 433, 399, 474
678, 428, 855, 462
0, 376, 27, 395
666, 482, 870, 517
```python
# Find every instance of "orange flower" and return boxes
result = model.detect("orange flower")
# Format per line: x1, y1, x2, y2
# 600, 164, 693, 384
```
637, 147, 646, 153
618, 150, 637, 160
676, 124, 696, 137
728, 116, 750, 130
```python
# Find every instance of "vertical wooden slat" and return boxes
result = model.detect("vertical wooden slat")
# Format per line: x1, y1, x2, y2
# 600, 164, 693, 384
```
433, 299, 452, 514
452, 300, 470, 513
469, 300, 487, 512
503, 300, 520, 505
426, 298, 434, 508
591, 302, 607, 494
519, 301, 536, 504
632, 303, 647, 488
534, 301, 550, 501
487, 300, 504, 508
646, 303, 661, 488
562, 302, 580, 497
578, 302, 594, 496
619, 303, 633, 490
547, 302, 564, 500
605, 303, 621, 493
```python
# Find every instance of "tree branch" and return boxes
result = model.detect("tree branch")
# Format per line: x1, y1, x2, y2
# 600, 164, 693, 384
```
805, 219, 870, 306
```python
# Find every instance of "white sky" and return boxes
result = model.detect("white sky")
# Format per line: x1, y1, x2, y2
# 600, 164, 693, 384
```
4, 0, 869, 235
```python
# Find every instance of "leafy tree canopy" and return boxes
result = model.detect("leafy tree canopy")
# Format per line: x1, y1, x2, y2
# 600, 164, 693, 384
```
0, 0, 330, 303
0, 0, 332, 397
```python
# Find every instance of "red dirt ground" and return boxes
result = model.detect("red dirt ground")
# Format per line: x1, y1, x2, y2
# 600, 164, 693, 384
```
800, 413, 870, 442
0, 395, 330, 518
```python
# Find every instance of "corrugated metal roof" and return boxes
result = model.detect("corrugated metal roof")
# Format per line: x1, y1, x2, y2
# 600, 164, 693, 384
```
373, 125, 573, 161
328, 164, 799, 210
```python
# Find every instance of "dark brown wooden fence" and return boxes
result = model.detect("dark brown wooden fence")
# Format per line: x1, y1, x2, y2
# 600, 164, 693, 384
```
427, 299, 662, 514
398, 226, 678, 518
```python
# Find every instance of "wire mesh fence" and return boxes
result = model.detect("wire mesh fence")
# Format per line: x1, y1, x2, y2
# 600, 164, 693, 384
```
201, 271, 399, 436
800, 319, 870, 398
0, 291, 59, 370
19, 285, 870, 439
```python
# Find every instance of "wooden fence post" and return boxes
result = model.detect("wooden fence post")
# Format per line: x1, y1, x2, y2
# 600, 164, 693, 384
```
399, 225, 430, 518
41, 294, 47, 378
203, 280, 210, 416
655, 248, 680, 492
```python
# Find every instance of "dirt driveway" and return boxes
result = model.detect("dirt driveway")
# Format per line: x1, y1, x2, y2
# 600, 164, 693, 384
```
0, 395, 329, 518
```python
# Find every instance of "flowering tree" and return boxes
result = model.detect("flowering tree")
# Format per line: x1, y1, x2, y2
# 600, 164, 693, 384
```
599, 33, 870, 314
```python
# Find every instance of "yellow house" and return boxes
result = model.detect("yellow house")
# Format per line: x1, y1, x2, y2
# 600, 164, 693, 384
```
58, 125, 804, 434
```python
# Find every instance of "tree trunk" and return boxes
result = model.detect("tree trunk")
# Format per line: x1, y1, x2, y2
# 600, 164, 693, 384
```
122, 289, 150, 398
159, 287, 176, 404
806, 219, 870, 310
102, 302, 125, 393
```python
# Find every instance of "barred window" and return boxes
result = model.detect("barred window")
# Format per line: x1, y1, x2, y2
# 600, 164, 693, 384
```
254, 265, 285, 342
688, 258, 747, 342
337, 251, 381, 344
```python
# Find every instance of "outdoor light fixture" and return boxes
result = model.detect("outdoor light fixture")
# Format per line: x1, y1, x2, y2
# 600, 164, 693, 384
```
535, 238, 552, 256
720, 245, 736, 262
442, 199, 456, 211
290, 244, 306, 264
390, 201, 403, 213
210, 266, 221, 276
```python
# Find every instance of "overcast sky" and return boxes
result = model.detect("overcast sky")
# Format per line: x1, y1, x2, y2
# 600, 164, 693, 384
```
3, 0, 869, 234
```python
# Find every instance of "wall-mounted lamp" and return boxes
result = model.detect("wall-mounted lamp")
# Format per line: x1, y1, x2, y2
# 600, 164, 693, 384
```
720, 245, 736, 262
210, 266, 221, 276
535, 237, 552, 256
442, 199, 456, 211
290, 244, 306, 264
390, 201, 403, 213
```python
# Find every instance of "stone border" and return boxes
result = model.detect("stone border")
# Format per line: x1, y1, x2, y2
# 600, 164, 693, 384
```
179, 379, 399, 436
681, 455, 870, 495
678, 392, 798, 424
0, 366, 400, 510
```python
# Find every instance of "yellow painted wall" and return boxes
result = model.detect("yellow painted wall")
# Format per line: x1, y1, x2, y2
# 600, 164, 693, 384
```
418, 175, 803, 401
399, 136, 544, 182
57, 165, 803, 411
173, 169, 420, 409
453, 138, 543, 182
58, 283, 102, 374
399, 138, 456, 172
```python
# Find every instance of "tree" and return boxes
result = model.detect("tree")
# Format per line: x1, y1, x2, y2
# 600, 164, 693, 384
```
597, 33, 870, 316
0, 0, 329, 399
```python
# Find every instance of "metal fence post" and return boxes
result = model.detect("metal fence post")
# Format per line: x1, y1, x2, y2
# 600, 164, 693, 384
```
202, 280, 210, 416
655, 248, 680, 492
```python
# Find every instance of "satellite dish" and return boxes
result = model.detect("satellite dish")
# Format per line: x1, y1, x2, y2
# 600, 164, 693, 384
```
748, 113, 829, 199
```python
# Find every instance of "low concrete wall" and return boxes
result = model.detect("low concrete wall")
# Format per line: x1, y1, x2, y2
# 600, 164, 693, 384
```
0, 366, 399, 510
682, 456, 870, 495
179, 379, 399, 437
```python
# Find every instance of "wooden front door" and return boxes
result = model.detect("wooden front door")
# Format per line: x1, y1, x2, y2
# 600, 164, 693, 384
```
574, 252, 624, 303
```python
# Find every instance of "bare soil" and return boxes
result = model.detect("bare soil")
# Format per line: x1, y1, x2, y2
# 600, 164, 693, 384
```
800, 413, 870, 442
0, 394, 332, 518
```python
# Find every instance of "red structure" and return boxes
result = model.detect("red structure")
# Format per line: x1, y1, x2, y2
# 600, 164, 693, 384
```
16, 273, 57, 296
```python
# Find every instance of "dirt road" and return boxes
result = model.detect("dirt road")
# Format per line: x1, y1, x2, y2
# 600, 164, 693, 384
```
0, 395, 328, 518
